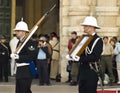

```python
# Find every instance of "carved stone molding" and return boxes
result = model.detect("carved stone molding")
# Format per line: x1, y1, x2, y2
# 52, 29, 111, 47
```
62, 0, 70, 6
97, 27, 119, 36
96, 7, 119, 16
97, 27, 119, 32
68, 6, 90, 16
117, 0, 120, 6
62, 26, 81, 36
62, 6, 69, 16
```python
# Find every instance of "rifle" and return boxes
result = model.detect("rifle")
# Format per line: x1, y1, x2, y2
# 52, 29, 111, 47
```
15, 4, 56, 54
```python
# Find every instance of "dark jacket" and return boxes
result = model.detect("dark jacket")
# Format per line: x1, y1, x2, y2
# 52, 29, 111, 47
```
36, 45, 50, 60
79, 34, 103, 65
0, 42, 10, 63
15, 39, 37, 79
68, 37, 78, 51
78, 34, 103, 93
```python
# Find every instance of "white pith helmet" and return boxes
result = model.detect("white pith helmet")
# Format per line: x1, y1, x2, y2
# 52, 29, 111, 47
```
14, 18, 29, 32
81, 16, 100, 29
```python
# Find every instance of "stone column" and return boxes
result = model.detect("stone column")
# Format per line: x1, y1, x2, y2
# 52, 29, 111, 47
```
96, 0, 119, 37
11, 0, 16, 38
59, 0, 70, 82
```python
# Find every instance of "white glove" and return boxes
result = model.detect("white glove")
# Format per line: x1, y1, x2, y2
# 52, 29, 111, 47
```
66, 54, 74, 61
72, 55, 80, 61
10, 53, 19, 59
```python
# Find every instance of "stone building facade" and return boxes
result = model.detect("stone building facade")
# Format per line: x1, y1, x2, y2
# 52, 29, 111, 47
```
9, 0, 120, 82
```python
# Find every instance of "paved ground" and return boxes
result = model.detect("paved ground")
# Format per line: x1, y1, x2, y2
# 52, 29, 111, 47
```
0, 84, 78, 93
0, 77, 78, 93
0, 77, 120, 93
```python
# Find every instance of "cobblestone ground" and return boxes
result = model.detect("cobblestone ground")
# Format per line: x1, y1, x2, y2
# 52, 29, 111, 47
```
0, 76, 120, 93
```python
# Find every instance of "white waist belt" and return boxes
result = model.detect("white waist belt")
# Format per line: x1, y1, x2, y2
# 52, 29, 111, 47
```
16, 63, 29, 67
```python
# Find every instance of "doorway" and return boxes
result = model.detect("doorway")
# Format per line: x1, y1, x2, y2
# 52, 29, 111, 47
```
0, 0, 11, 39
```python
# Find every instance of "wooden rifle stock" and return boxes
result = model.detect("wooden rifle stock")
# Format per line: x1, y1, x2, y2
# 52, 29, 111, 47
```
68, 35, 93, 57
15, 4, 56, 54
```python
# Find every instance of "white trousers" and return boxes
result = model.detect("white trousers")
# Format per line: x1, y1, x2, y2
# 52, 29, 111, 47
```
50, 60, 59, 79
10, 59, 16, 76
117, 62, 120, 82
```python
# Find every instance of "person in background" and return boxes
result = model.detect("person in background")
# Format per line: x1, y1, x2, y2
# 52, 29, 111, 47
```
109, 37, 118, 83
9, 32, 19, 76
36, 36, 50, 86
49, 32, 60, 80
113, 37, 120, 84
0, 35, 10, 82
101, 36, 115, 85
67, 31, 79, 86
44, 34, 53, 82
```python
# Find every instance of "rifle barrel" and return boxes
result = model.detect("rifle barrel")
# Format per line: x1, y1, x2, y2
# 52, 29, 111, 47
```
15, 4, 56, 54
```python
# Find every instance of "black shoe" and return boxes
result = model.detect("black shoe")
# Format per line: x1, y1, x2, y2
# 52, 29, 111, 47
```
70, 81, 77, 86
0, 79, 3, 82
46, 82, 51, 86
5, 78, 8, 82
5, 80, 8, 82
109, 81, 113, 86
50, 78, 56, 80
39, 83, 44, 86
65, 80, 70, 83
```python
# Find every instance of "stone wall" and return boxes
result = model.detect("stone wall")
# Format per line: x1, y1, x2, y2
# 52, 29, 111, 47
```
60, 0, 120, 82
